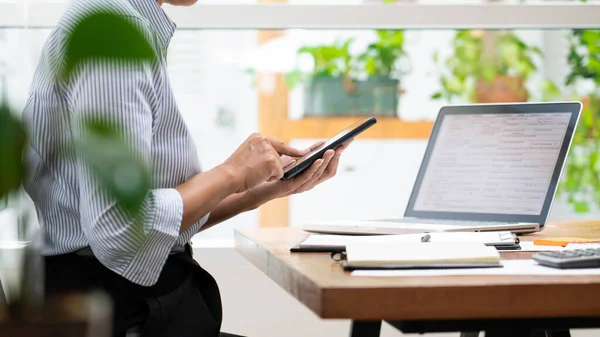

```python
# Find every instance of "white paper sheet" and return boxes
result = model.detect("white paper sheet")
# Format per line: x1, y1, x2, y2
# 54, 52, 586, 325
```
502, 242, 600, 252
566, 243, 600, 249
505, 241, 568, 252
350, 260, 600, 277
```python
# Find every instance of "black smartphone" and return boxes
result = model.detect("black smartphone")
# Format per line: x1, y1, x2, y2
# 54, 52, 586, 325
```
281, 117, 377, 180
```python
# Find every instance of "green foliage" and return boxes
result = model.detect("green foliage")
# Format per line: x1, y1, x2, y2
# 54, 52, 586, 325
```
285, 30, 408, 89
298, 38, 354, 78
0, 9, 160, 311
558, 94, 600, 213
77, 120, 150, 216
59, 10, 155, 215
566, 29, 600, 87
359, 30, 408, 78
62, 11, 156, 81
431, 30, 544, 102
558, 26, 600, 213
540, 79, 561, 102
284, 38, 353, 89
0, 105, 26, 200
1, 9, 156, 220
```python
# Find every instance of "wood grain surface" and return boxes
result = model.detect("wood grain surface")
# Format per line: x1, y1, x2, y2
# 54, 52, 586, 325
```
234, 221, 600, 320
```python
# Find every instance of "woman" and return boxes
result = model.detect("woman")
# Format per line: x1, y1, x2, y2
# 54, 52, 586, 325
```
22, 0, 349, 336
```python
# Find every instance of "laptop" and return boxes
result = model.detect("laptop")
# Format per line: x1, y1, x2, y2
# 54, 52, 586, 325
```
303, 102, 582, 235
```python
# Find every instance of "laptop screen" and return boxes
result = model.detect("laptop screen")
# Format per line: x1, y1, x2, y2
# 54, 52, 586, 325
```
404, 103, 581, 225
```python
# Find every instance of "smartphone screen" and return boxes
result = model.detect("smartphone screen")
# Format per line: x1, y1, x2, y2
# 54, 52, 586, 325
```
282, 118, 375, 177
285, 130, 350, 169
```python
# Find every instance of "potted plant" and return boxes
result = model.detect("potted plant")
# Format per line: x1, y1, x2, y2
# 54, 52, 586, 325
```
557, 29, 600, 213
356, 30, 408, 117
431, 30, 543, 103
286, 30, 408, 117
285, 38, 355, 116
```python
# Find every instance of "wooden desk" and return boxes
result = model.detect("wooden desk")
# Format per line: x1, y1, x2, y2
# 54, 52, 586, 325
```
234, 220, 600, 337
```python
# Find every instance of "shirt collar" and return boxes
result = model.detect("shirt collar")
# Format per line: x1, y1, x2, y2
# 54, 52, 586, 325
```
128, 0, 177, 51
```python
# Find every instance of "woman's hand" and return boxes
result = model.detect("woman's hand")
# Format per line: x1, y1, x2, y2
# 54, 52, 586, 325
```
221, 133, 308, 193
199, 139, 352, 230
247, 139, 353, 203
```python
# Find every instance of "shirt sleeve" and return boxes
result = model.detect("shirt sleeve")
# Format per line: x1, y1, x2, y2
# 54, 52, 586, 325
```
70, 57, 183, 287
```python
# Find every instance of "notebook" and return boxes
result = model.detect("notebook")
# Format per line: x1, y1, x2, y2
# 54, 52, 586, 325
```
343, 242, 502, 270
291, 231, 519, 253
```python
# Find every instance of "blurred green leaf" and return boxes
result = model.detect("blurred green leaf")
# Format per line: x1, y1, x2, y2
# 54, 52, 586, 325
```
565, 172, 581, 192
296, 38, 354, 78
0, 105, 26, 200
284, 70, 306, 90
591, 152, 599, 170
432, 29, 542, 102
431, 92, 443, 100
62, 11, 156, 80
589, 58, 600, 74
481, 64, 496, 82
359, 30, 406, 77
531, 46, 544, 56
574, 201, 590, 213
541, 80, 561, 101
582, 104, 595, 128
78, 120, 150, 215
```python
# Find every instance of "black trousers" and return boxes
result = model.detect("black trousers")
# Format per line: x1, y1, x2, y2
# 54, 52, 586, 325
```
45, 249, 237, 337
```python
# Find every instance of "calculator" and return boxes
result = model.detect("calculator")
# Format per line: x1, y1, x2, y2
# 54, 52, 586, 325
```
533, 249, 600, 269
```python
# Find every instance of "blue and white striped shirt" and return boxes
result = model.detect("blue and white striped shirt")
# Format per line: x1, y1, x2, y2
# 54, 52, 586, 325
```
22, 0, 207, 286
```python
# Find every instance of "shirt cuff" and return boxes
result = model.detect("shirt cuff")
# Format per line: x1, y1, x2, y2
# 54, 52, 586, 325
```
179, 212, 209, 241
121, 188, 183, 286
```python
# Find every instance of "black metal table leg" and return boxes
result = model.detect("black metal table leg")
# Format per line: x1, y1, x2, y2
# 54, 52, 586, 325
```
483, 329, 571, 337
460, 332, 480, 337
548, 330, 571, 337
485, 330, 535, 337
349, 320, 382, 337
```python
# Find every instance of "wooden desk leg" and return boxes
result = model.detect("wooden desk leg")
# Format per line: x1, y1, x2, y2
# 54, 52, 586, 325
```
349, 320, 382, 337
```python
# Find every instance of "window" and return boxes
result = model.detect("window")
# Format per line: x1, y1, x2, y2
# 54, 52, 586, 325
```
2, 2, 600, 246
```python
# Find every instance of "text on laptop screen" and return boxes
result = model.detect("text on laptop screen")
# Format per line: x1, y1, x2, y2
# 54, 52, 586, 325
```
413, 113, 572, 215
